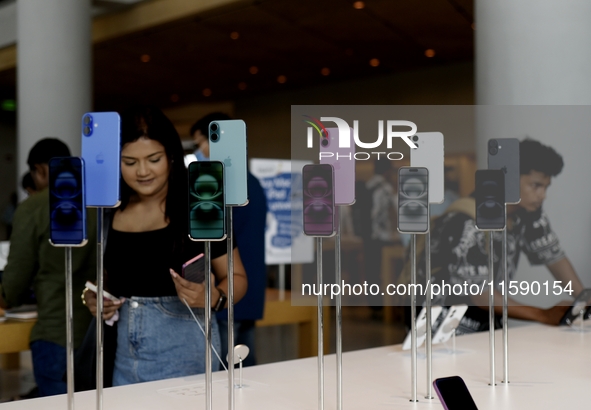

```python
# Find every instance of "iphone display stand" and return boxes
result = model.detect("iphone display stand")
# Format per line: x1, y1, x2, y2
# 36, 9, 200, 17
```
432, 305, 468, 355
487, 231, 496, 387
316, 237, 325, 410
226, 344, 250, 388
334, 207, 344, 410
501, 214, 509, 384
51, 236, 80, 410
409, 234, 419, 402
440, 329, 459, 355
488, 138, 520, 385
96, 209, 105, 410
226, 207, 235, 410
424, 226, 433, 400
566, 308, 589, 333
64, 248, 75, 410
409, 137, 443, 401
204, 241, 213, 410
578, 310, 586, 333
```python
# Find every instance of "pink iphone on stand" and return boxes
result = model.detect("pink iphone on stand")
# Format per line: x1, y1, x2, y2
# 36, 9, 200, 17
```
320, 127, 355, 205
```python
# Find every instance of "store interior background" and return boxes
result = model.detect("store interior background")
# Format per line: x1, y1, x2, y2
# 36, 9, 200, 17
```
1, 0, 591, 400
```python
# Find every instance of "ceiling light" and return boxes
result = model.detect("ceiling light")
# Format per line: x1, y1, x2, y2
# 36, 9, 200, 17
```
249, 66, 258, 74
202, 88, 212, 97
141, 54, 150, 63
321, 67, 330, 76
369, 58, 380, 67
277, 75, 287, 84
230, 32, 240, 40
425, 49, 436, 58
353, 1, 365, 9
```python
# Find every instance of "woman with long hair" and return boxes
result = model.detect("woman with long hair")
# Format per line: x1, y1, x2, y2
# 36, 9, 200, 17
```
83, 106, 247, 385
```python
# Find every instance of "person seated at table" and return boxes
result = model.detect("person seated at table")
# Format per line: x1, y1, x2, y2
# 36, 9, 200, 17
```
82, 106, 247, 385
401, 139, 585, 333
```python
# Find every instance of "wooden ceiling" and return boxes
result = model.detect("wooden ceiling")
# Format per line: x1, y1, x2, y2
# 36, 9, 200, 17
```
0, 0, 474, 113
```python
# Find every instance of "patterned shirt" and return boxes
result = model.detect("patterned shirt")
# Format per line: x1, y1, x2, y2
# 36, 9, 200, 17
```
419, 204, 565, 333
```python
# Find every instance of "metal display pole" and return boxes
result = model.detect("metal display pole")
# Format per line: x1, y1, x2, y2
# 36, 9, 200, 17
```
425, 228, 433, 400
317, 237, 324, 410
502, 215, 509, 384
335, 207, 343, 410
227, 208, 235, 409
410, 234, 418, 402
204, 241, 212, 410
278, 264, 286, 301
488, 231, 496, 386
65, 247, 74, 410
96, 208, 104, 410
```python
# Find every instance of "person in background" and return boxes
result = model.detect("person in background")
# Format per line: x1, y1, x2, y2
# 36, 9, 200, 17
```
403, 139, 585, 333
190, 113, 267, 366
0, 138, 97, 397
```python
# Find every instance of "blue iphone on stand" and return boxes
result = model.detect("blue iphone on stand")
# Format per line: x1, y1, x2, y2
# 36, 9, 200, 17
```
81, 112, 121, 207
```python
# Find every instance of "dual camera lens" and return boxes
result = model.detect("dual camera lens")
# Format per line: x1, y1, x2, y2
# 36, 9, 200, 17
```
210, 123, 220, 142
83, 115, 93, 137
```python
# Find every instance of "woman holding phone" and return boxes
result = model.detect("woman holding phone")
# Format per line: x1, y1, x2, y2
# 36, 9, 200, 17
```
83, 106, 247, 385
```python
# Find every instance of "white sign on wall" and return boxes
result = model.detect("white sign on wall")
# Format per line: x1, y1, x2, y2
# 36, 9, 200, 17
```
250, 159, 314, 265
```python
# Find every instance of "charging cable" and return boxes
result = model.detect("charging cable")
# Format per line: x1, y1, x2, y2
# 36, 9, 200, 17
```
182, 298, 228, 372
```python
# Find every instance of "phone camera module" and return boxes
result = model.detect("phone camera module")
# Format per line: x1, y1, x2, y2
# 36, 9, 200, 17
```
488, 139, 499, 155
320, 138, 329, 147
412, 135, 419, 142
83, 125, 92, 137
83, 115, 92, 125
210, 123, 218, 132
210, 132, 219, 142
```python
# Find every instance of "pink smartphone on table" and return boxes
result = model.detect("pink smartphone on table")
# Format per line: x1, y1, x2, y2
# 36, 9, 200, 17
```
320, 127, 355, 205
182, 253, 205, 283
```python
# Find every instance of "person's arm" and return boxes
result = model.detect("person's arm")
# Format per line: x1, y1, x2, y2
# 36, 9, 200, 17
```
470, 291, 570, 326
546, 257, 585, 297
2, 199, 40, 308
171, 247, 248, 308
82, 287, 123, 320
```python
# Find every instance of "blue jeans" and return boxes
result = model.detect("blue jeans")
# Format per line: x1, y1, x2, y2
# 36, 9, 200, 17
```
218, 319, 256, 367
113, 296, 221, 386
30, 340, 66, 397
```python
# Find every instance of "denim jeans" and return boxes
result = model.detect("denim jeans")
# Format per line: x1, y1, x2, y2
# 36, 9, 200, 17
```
112, 296, 221, 386
30, 340, 67, 397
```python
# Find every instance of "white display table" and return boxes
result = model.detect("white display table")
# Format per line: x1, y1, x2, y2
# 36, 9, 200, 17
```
1, 323, 589, 409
